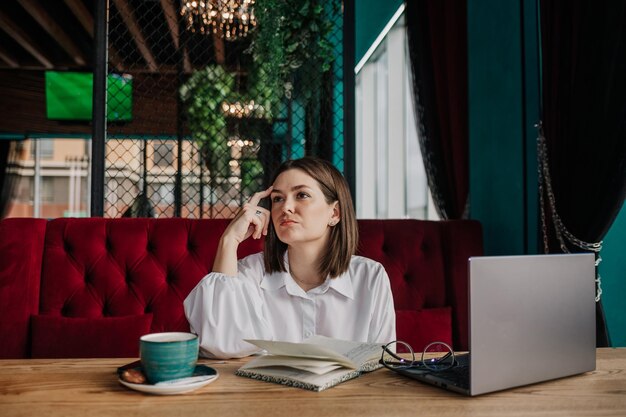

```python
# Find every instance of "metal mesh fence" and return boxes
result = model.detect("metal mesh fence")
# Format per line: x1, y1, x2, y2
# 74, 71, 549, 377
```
104, 0, 345, 218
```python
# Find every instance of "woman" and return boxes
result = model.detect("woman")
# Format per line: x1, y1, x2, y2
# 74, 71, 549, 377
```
184, 157, 396, 358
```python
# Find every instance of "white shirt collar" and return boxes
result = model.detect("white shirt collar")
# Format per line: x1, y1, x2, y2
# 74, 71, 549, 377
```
328, 270, 354, 299
259, 253, 354, 299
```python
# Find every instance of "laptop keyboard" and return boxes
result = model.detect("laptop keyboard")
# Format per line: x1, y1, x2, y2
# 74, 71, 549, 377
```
431, 364, 470, 390
394, 354, 471, 391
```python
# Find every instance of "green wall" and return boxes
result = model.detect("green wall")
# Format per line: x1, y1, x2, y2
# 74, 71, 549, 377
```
601, 206, 626, 347
467, 0, 528, 256
355, 0, 403, 64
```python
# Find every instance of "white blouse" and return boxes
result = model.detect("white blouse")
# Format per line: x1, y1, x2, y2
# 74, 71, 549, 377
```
184, 252, 396, 358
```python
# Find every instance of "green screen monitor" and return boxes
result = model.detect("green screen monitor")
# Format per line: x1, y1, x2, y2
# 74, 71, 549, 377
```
45, 71, 133, 121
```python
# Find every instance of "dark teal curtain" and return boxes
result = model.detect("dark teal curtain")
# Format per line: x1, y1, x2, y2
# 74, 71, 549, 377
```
539, 0, 626, 347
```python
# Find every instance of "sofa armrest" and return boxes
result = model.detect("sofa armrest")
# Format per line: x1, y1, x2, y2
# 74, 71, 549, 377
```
0, 218, 47, 358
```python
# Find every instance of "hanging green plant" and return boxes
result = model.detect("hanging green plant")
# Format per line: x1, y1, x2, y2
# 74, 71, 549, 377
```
179, 65, 234, 166
241, 158, 264, 195
247, 0, 339, 104
180, 66, 275, 146
180, 65, 275, 196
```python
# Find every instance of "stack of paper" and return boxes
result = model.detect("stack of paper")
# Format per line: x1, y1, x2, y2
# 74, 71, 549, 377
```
235, 336, 383, 392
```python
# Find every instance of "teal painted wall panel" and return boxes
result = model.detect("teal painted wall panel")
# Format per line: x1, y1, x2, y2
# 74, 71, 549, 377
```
601, 205, 626, 347
468, 0, 526, 256
332, 2, 344, 171
355, 0, 403, 64
522, 0, 540, 254
291, 101, 305, 159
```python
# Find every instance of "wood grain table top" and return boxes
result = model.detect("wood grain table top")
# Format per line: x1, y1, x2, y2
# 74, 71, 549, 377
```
1, 348, 625, 417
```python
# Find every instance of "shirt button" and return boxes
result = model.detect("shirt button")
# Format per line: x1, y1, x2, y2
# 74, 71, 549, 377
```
305, 331, 312, 338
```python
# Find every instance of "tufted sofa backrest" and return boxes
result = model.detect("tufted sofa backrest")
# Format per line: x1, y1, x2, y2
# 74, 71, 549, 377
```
0, 217, 482, 358
357, 220, 482, 351
39, 218, 264, 332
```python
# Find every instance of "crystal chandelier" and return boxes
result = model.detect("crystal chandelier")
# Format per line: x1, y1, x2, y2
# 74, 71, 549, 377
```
221, 100, 267, 119
181, 0, 256, 40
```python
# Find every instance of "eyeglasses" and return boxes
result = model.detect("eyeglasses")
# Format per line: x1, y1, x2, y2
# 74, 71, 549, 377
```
380, 340, 457, 372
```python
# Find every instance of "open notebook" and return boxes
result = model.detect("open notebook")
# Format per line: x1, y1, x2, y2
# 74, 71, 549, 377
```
235, 336, 382, 391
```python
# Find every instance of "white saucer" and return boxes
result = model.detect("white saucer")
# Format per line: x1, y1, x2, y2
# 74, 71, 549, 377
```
119, 366, 219, 395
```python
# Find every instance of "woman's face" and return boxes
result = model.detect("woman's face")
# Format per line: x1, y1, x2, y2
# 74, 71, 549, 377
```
270, 168, 339, 248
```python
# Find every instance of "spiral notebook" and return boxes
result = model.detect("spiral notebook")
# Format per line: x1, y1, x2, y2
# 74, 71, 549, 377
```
235, 336, 382, 392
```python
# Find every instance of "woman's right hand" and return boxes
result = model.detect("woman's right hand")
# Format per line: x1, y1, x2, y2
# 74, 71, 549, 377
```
222, 186, 273, 244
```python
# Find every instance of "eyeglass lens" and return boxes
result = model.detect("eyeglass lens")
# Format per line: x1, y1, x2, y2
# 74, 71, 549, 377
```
381, 340, 455, 371
381, 341, 416, 369
421, 341, 455, 371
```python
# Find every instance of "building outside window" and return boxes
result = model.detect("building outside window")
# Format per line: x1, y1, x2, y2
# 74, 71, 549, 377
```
153, 141, 174, 168
31, 139, 54, 160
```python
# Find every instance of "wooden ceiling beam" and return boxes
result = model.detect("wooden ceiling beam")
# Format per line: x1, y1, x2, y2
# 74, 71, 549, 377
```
18, 0, 86, 66
106, 46, 125, 73
0, 44, 19, 68
63, 0, 93, 33
111, 0, 158, 72
63, 0, 125, 72
159, 0, 191, 73
0, 9, 52, 68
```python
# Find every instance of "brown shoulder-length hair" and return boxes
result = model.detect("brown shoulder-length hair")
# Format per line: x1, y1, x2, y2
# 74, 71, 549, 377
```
263, 157, 358, 278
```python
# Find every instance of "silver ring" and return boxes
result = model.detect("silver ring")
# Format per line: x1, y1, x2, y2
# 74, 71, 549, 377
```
255, 210, 262, 217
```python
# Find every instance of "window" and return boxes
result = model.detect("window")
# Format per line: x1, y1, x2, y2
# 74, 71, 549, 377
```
31, 139, 54, 159
153, 141, 174, 168
9, 138, 90, 219
404, 49, 429, 219
374, 50, 389, 218
355, 12, 431, 220
157, 183, 175, 205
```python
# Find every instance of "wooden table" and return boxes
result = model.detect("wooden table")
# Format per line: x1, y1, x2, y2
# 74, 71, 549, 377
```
1, 348, 625, 417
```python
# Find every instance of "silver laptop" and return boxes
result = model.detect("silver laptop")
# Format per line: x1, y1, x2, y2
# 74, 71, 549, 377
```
394, 253, 596, 396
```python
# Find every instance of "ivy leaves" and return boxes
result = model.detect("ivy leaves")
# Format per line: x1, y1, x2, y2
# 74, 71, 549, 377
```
180, 66, 234, 157
247, 0, 339, 103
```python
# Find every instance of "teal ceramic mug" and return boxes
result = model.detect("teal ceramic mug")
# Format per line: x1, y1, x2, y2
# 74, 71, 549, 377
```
139, 332, 199, 384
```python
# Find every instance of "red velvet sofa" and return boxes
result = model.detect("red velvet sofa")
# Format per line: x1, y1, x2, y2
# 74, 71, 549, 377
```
0, 217, 482, 359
